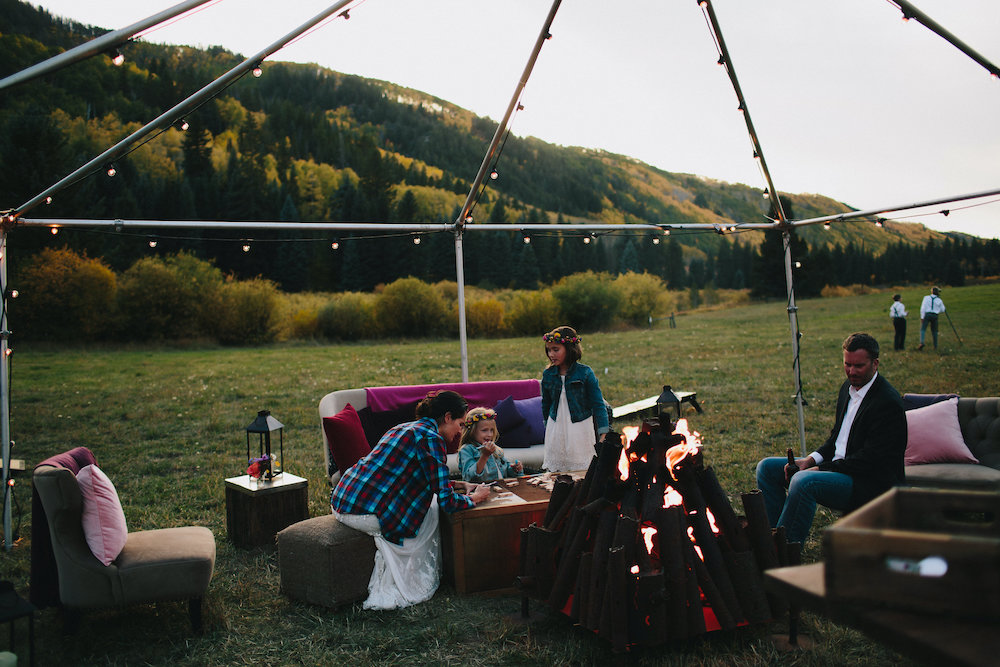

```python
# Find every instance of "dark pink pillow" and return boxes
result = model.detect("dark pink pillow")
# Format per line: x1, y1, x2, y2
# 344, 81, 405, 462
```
322, 403, 372, 473
904, 397, 979, 465
76, 464, 128, 566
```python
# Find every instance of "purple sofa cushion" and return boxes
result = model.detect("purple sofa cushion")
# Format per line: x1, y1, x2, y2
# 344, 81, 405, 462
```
365, 380, 540, 412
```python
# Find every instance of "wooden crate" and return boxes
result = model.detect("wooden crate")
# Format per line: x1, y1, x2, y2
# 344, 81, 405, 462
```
440, 480, 551, 595
226, 473, 309, 548
823, 487, 1000, 618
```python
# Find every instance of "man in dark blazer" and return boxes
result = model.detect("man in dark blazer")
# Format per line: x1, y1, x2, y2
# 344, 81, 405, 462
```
755, 332, 907, 543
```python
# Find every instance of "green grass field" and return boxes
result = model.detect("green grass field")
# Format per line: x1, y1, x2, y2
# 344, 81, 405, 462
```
3, 283, 996, 665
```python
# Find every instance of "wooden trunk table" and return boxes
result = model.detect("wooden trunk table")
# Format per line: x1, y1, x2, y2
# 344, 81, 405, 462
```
440, 478, 553, 595
225, 473, 309, 548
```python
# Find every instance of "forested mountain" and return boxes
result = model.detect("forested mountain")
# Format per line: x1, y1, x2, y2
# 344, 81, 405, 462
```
2, 0, 996, 295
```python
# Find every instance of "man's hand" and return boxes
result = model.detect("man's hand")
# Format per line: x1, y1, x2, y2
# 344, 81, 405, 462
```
785, 455, 817, 482
469, 483, 491, 505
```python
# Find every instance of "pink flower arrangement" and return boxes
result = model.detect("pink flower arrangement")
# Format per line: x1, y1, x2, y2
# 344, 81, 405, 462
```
247, 455, 272, 480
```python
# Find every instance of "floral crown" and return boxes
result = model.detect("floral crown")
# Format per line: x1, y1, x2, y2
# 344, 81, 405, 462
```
463, 409, 496, 428
543, 331, 580, 344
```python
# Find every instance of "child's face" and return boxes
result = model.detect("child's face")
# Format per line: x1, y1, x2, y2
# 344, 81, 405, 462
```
472, 420, 497, 444
546, 342, 567, 368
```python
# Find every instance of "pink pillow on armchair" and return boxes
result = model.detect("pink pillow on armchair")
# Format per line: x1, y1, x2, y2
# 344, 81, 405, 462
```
904, 397, 979, 465
77, 464, 128, 566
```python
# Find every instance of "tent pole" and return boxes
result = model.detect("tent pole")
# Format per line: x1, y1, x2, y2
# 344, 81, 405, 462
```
782, 228, 807, 456
455, 228, 469, 382
1, 228, 11, 550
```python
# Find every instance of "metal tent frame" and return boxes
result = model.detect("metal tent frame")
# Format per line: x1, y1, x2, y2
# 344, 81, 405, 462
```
3, 0, 999, 550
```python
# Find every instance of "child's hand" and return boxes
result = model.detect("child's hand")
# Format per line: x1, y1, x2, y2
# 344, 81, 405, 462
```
478, 441, 497, 457
470, 483, 491, 505
514, 460, 523, 474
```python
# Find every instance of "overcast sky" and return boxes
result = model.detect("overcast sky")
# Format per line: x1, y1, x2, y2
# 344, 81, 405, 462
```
27, 0, 1000, 239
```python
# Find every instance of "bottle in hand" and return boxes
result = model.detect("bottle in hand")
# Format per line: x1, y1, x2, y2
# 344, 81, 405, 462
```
783, 448, 797, 488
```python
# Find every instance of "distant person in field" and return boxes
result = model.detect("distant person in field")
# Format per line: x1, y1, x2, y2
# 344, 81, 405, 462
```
889, 293, 908, 350
540, 325, 609, 472
918, 286, 946, 350
755, 332, 907, 544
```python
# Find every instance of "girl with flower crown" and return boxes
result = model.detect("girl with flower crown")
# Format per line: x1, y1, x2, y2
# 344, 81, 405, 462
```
540, 325, 609, 471
458, 407, 524, 482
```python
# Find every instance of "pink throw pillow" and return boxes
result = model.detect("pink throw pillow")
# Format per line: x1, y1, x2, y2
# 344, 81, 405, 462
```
904, 397, 979, 465
77, 464, 128, 566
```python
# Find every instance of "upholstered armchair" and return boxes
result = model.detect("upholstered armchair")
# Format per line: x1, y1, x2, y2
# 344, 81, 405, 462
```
31, 447, 216, 632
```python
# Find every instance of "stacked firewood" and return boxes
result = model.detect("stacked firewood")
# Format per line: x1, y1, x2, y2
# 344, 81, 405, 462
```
517, 417, 800, 652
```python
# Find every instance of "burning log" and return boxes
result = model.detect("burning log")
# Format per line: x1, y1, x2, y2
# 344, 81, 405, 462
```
696, 466, 750, 552
547, 499, 614, 611
516, 523, 561, 600
634, 571, 668, 647
740, 490, 781, 571
653, 506, 694, 642
723, 549, 772, 624
603, 546, 630, 653
543, 474, 577, 528
582, 510, 619, 630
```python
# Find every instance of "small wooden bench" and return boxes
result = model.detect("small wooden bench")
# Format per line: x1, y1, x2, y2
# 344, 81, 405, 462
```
611, 391, 702, 421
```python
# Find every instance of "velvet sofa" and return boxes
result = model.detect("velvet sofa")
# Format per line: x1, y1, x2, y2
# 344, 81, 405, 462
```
318, 379, 545, 484
901, 394, 1000, 490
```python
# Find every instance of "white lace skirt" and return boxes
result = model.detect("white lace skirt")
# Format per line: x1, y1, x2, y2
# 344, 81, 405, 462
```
543, 384, 597, 472
334, 497, 441, 610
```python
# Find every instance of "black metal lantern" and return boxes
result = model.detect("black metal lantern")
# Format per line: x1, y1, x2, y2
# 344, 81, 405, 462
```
245, 410, 283, 479
656, 385, 682, 420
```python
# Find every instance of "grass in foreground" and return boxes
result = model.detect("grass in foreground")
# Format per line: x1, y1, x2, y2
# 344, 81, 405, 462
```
3, 283, 997, 665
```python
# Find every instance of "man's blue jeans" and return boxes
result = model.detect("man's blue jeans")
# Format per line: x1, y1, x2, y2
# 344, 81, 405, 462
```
755, 457, 853, 544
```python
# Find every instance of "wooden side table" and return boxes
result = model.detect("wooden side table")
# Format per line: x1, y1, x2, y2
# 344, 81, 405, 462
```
225, 473, 309, 548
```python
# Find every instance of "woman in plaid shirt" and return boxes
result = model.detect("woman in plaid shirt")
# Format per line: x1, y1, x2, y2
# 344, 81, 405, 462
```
332, 390, 490, 609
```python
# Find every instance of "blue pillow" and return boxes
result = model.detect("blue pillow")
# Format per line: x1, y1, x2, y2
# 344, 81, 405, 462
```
492, 395, 526, 433
514, 396, 544, 444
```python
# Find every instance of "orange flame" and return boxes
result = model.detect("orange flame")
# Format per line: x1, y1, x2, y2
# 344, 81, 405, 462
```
641, 525, 657, 554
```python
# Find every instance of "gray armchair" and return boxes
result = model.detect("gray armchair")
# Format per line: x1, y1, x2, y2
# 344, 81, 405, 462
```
31, 447, 216, 632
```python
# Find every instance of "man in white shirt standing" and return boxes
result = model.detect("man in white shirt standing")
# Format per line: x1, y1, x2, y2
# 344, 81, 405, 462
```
755, 333, 907, 543
918, 286, 946, 350
889, 293, 907, 350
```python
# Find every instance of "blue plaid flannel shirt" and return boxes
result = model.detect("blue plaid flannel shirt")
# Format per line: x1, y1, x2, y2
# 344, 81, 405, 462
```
331, 417, 473, 544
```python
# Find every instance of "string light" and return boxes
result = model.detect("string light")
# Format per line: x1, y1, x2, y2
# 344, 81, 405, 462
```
179, 119, 189, 131
875, 218, 885, 228
242, 243, 251, 253
252, 64, 263, 78
148, 240, 157, 248
412, 235, 421, 245
45, 196, 52, 205
111, 49, 125, 66
762, 189, 770, 199
50, 227, 59, 235
823, 223, 831, 230
521, 230, 531, 244
794, 261, 802, 268
464, 215, 473, 224
490, 168, 499, 180
106, 164, 117, 177
340, 9, 350, 19
330, 240, 340, 250
941, 210, 950, 217
652, 236, 660, 245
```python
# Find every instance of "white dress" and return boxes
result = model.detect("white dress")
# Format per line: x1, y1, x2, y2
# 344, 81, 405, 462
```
334, 497, 441, 610
543, 375, 597, 472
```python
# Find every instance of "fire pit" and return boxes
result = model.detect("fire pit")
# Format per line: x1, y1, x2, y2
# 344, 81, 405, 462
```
517, 416, 796, 652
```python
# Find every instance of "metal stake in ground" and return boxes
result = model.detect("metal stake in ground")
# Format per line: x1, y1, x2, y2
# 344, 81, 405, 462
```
944, 310, 964, 345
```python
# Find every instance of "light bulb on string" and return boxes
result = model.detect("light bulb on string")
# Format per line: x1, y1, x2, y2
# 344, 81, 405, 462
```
489, 168, 499, 180
45, 196, 53, 205
148, 239, 158, 248
875, 218, 884, 228
330, 240, 340, 250
521, 231, 531, 244
111, 49, 125, 66
464, 215, 473, 224
412, 235, 421, 245
106, 164, 117, 177
252, 64, 263, 78
242, 243, 251, 253
179, 119, 189, 131
652, 236, 660, 245
823, 223, 831, 230
50, 227, 59, 235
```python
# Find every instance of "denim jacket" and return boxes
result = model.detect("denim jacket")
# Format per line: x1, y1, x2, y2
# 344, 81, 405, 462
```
541, 362, 609, 434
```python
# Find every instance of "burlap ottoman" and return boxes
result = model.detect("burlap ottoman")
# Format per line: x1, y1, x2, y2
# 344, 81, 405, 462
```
276, 514, 375, 608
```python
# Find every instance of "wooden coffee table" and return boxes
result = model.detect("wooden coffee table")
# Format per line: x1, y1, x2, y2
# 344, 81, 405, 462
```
440, 477, 557, 595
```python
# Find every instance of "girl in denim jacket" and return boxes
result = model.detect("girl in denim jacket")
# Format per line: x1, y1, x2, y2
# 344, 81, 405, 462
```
540, 325, 609, 471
